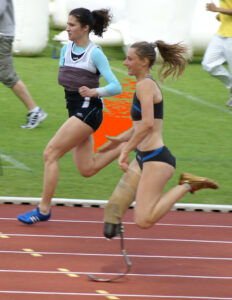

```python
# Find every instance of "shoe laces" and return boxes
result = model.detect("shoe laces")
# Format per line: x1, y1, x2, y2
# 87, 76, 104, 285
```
27, 111, 40, 125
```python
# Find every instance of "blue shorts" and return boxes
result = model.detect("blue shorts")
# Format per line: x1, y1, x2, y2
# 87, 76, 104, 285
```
65, 90, 103, 132
135, 146, 176, 170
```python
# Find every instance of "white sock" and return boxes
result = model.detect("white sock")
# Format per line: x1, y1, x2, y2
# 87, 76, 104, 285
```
29, 106, 40, 113
183, 182, 192, 192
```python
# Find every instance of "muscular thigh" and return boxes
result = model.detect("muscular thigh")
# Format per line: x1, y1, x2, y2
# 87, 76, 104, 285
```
72, 134, 95, 172
134, 162, 175, 219
46, 116, 93, 159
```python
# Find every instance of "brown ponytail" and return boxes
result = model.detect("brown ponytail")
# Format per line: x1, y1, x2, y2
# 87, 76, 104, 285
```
156, 40, 189, 81
131, 40, 189, 81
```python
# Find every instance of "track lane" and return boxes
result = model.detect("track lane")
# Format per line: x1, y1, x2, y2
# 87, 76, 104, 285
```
1, 204, 232, 299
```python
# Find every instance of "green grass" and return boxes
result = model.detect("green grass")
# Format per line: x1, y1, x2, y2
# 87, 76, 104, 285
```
0, 25, 231, 205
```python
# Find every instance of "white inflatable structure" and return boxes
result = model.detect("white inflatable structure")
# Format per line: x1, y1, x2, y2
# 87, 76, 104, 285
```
51, 0, 127, 28
190, 0, 219, 55
52, 0, 126, 46
12, 0, 220, 56
51, 0, 221, 55
124, 0, 220, 55
12, 0, 49, 56
126, 0, 195, 44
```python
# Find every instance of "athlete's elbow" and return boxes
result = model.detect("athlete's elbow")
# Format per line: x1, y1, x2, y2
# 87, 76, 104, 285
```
113, 84, 122, 95
104, 84, 122, 97
118, 85, 123, 94
143, 120, 153, 132
114, 81, 122, 94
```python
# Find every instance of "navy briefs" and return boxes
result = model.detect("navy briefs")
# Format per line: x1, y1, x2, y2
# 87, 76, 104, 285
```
135, 146, 176, 170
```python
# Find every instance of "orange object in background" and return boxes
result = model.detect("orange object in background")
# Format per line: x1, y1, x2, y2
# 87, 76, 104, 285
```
93, 79, 136, 152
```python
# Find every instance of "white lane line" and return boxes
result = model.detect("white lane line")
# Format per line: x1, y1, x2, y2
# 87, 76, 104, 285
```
158, 223, 232, 229
111, 66, 232, 114
159, 85, 232, 114
0, 250, 232, 261
0, 269, 232, 280
0, 154, 33, 172
2, 217, 232, 230
0, 217, 105, 223
2, 232, 232, 245
0, 290, 231, 299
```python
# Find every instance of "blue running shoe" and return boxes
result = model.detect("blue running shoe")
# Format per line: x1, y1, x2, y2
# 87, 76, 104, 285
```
17, 207, 51, 224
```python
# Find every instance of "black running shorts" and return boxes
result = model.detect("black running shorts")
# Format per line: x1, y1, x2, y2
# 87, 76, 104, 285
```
65, 90, 103, 132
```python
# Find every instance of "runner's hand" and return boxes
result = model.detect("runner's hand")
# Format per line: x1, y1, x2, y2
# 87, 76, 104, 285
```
79, 86, 97, 97
118, 151, 130, 172
98, 136, 124, 153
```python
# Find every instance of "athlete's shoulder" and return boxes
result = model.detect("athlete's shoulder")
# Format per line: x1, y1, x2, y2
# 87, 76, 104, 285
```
61, 41, 72, 52
91, 44, 108, 63
91, 44, 104, 55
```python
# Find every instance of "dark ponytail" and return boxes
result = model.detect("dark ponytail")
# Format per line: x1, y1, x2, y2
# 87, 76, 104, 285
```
69, 7, 112, 37
92, 9, 112, 37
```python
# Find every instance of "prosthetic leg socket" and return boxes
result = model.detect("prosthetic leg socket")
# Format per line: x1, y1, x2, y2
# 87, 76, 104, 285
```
104, 166, 141, 239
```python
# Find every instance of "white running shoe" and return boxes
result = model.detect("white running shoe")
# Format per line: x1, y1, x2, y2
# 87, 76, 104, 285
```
21, 108, 48, 129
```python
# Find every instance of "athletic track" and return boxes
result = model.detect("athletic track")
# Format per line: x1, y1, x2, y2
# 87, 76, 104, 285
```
0, 204, 232, 300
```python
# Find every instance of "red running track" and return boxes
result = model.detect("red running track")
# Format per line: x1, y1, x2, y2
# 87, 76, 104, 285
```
0, 204, 232, 299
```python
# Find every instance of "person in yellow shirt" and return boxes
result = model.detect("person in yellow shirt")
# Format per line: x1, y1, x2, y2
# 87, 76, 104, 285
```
202, 0, 232, 107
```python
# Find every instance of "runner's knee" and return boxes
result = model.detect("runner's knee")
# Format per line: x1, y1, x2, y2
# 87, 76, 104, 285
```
78, 164, 97, 177
134, 213, 153, 229
43, 144, 59, 163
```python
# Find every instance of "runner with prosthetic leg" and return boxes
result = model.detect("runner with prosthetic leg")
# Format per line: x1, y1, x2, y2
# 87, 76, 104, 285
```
101, 136, 219, 240
89, 39, 219, 281
89, 130, 218, 282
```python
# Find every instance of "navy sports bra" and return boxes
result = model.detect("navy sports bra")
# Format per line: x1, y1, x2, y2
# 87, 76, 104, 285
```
130, 76, 163, 121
